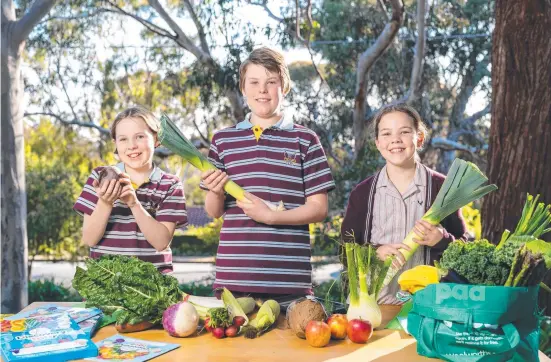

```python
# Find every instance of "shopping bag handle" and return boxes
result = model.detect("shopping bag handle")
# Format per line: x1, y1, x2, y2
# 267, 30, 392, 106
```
501, 323, 521, 351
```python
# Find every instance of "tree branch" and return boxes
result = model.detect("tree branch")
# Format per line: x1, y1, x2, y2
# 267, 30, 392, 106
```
13, 0, 56, 45
353, 0, 404, 155
55, 56, 80, 123
24, 112, 110, 135
183, 0, 210, 55
295, 0, 304, 41
2, 0, 15, 23
248, 0, 284, 22
102, 0, 175, 40
406, 0, 427, 104
430, 137, 477, 154
461, 103, 491, 126
148, 0, 212, 63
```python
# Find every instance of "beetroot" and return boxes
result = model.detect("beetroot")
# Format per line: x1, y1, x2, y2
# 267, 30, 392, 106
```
98, 166, 122, 188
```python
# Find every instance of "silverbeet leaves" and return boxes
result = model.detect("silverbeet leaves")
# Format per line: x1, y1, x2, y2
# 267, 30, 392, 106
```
72, 255, 183, 325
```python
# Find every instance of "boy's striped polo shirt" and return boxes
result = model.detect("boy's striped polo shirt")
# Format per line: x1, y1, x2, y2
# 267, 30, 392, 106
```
73, 163, 188, 273
202, 113, 335, 295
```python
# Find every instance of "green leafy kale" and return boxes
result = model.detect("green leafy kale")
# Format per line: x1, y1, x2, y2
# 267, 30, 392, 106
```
72, 255, 183, 325
440, 239, 510, 286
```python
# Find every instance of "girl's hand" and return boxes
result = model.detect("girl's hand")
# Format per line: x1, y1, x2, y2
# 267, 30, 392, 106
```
413, 220, 444, 247
201, 169, 228, 196
118, 173, 139, 208
92, 178, 122, 206
236, 192, 274, 225
376, 243, 412, 269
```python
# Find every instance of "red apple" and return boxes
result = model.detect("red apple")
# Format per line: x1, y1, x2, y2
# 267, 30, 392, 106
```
347, 319, 372, 344
305, 320, 331, 348
327, 314, 348, 340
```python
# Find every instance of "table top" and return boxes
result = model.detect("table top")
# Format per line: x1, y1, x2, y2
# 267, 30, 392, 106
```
9, 302, 551, 362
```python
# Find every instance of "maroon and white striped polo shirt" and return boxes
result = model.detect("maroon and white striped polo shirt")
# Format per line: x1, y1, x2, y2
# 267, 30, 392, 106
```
203, 113, 335, 295
73, 163, 187, 273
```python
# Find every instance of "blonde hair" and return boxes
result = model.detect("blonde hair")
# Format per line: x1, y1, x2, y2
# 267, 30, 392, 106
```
239, 47, 291, 95
110, 106, 160, 154
110, 106, 160, 140
371, 103, 428, 144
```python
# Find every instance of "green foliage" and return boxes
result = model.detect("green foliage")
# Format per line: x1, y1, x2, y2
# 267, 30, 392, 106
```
310, 215, 343, 256
72, 255, 183, 325
28, 279, 82, 304
179, 218, 223, 253
179, 280, 215, 297
25, 120, 104, 264
440, 239, 510, 286
540, 316, 551, 358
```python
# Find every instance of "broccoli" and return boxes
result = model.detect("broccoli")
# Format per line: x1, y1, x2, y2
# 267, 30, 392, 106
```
440, 239, 510, 286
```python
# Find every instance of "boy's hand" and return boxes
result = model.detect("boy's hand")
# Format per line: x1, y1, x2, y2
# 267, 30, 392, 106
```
92, 178, 122, 206
118, 173, 139, 208
236, 192, 274, 225
376, 243, 412, 269
413, 220, 444, 247
201, 169, 228, 196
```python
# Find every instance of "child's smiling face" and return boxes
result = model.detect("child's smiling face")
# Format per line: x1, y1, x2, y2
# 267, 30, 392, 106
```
375, 111, 424, 167
115, 117, 158, 172
242, 63, 285, 120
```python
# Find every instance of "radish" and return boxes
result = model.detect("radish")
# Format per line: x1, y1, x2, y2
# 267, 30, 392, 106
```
212, 327, 225, 339
233, 316, 246, 328
225, 325, 238, 337
162, 301, 199, 337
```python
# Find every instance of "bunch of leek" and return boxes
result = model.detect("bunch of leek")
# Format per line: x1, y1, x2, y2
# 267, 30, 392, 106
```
159, 114, 282, 211
345, 241, 388, 328
382, 158, 498, 287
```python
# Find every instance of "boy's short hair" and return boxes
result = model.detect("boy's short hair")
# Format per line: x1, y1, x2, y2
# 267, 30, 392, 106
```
110, 106, 160, 140
239, 47, 291, 95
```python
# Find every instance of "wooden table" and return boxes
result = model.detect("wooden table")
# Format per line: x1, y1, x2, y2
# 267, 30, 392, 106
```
10, 302, 551, 362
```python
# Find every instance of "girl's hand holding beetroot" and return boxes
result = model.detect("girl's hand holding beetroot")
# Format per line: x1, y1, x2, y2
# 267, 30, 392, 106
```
93, 178, 122, 206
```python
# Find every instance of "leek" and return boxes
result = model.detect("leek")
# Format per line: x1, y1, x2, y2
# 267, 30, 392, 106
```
159, 114, 284, 211
345, 241, 389, 328
382, 158, 498, 287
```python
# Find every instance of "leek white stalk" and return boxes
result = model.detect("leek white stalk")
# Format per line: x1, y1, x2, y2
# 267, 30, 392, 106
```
159, 114, 284, 211
382, 158, 498, 287
345, 242, 386, 328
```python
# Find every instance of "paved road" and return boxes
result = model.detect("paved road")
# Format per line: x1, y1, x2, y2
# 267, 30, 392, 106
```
30, 261, 342, 287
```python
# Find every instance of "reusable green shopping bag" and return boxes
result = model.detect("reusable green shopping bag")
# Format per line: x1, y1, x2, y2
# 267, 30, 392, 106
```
408, 283, 540, 362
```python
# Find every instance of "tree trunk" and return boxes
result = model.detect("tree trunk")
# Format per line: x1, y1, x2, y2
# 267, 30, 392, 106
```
481, 0, 551, 311
1, 22, 28, 313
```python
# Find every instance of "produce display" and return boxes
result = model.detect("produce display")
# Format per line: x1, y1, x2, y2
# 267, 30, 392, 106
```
72, 255, 264, 339
286, 298, 327, 339
438, 193, 551, 288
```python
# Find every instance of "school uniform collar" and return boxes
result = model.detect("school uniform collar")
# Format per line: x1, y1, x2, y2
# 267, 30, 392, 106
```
115, 162, 163, 183
236, 112, 294, 130
377, 162, 426, 189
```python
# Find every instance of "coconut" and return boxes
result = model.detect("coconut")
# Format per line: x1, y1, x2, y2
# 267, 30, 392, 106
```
286, 298, 327, 339
98, 166, 122, 188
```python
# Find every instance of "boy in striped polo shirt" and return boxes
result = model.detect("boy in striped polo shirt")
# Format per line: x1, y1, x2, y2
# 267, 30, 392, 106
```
74, 106, 187, 273
201, 47, 335, 299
